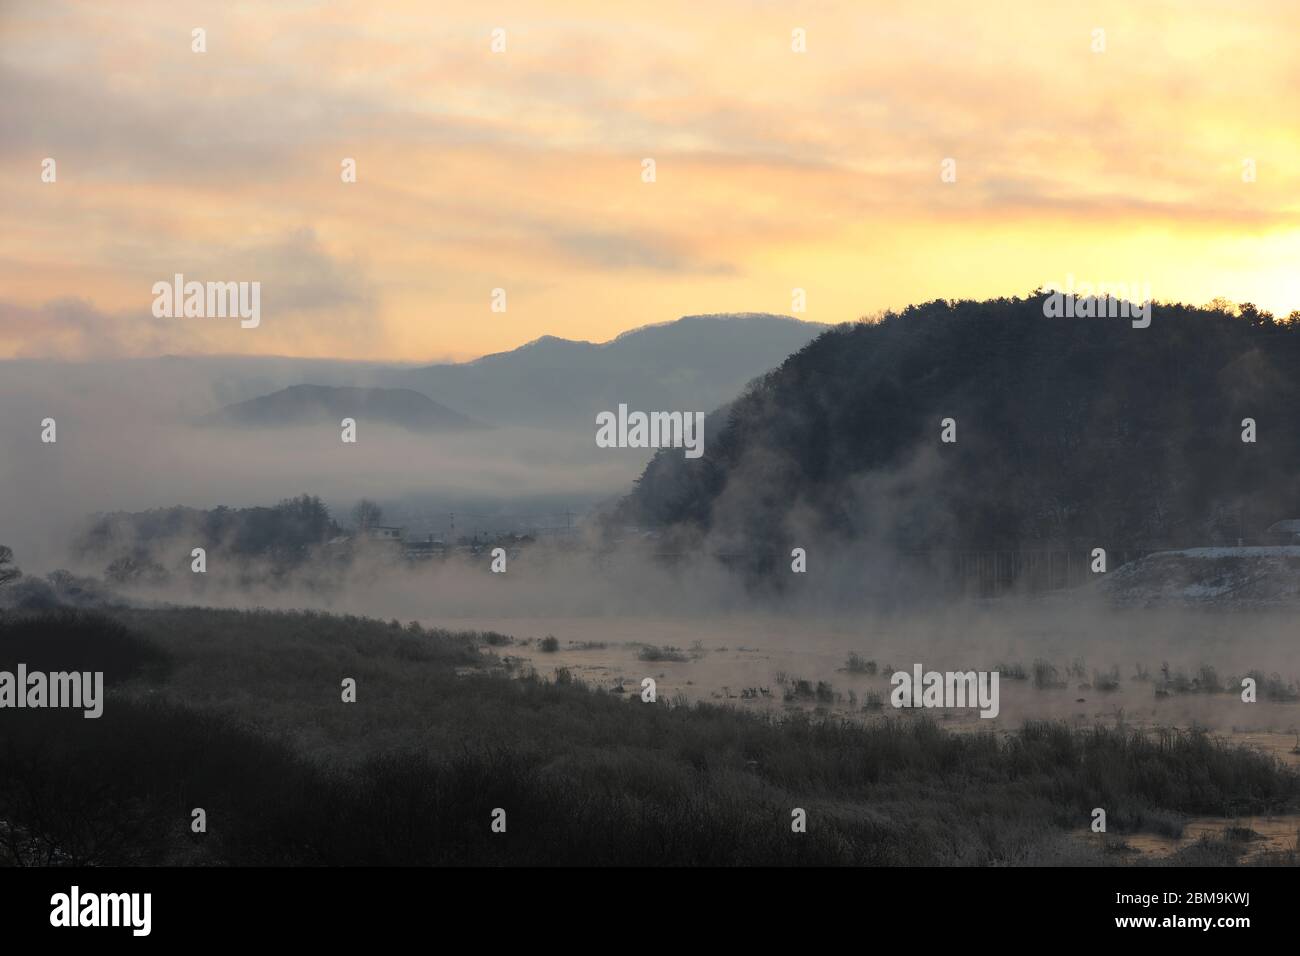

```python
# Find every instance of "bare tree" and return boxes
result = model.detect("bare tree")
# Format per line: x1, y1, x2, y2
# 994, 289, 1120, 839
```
0, 545, 21, 587
351, 499, 383, 531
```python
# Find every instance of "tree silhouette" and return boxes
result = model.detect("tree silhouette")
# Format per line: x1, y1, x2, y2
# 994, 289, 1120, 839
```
0, 545, 21, 587
352, 499, 384, 531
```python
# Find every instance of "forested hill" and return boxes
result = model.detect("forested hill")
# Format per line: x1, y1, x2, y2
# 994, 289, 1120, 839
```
76, 495, 341, 575
615, 295, 1300, 556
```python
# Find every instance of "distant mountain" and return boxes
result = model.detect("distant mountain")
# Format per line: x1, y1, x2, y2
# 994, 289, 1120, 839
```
615, 295, 1300, 559
206, 385, 484, 432
381, 313, 829, 429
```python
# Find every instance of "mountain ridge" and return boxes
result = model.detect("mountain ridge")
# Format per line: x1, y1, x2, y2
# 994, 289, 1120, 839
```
381, 312, 829, 428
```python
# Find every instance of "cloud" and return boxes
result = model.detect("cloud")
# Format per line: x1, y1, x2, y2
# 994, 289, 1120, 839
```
0, 230, 381, 359
0, 298, 183, 360
3, 0, 1300, 359
550, 229, 736, 274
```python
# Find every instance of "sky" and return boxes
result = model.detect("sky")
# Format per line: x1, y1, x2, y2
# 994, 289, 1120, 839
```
2, 0, 1299, 362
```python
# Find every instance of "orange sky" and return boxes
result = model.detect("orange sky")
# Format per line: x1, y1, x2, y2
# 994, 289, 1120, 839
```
3, 0, 1299, 361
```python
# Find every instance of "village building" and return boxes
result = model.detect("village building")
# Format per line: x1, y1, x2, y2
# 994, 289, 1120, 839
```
1263, 519, 1300, 545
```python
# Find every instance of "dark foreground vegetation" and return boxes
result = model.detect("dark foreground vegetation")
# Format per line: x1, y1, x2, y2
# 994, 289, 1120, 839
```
2, 608, 1298, 866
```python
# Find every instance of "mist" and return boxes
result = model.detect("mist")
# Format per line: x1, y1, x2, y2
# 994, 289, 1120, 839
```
4, 349, 1299, 752
0, 356, 644, 568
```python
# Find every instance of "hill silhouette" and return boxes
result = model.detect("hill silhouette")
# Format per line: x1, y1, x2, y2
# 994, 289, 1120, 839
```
383, 313, 827, 428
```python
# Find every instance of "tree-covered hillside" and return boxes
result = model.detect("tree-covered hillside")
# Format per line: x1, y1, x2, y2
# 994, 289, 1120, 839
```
76, 494, 341, 580
616, 295, 1300, 559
